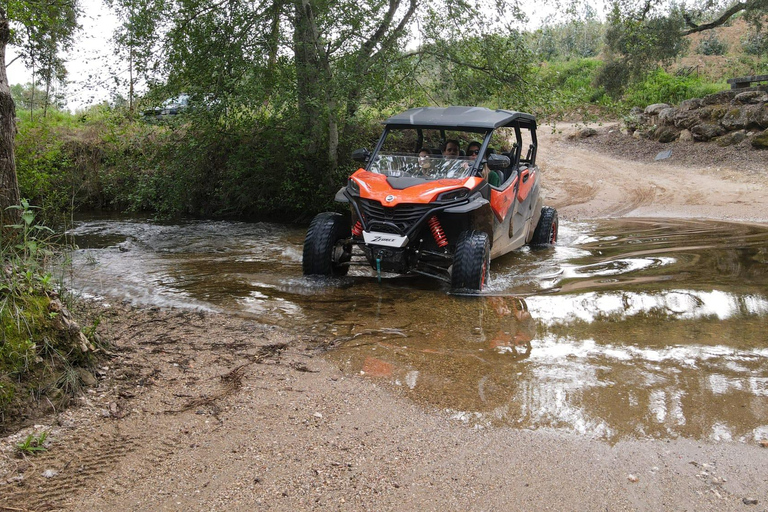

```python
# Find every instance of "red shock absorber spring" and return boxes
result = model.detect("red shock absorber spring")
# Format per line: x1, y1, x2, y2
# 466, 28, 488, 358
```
428, 215, 448, 248
352, 221, 363, 237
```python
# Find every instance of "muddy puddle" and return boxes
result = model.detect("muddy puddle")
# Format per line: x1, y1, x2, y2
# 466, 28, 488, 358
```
67, 215, 768, 443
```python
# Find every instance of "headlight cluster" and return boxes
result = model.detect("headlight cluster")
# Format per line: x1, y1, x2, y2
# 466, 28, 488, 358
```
437, 188, 469, 202
347, 178, 360, 195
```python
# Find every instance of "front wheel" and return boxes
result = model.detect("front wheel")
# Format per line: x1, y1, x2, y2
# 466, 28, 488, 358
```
451, 230, 490, 292
529, 206, 558, 247
302, 212, 351, 276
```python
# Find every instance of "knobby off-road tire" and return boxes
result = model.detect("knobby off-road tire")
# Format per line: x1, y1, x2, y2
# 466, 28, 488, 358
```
451, 230, 490, 292
303, 212, 351, 276
530, 206, 558, 247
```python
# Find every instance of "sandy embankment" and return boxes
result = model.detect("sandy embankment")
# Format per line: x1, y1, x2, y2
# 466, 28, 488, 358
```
1, 128, 767, 511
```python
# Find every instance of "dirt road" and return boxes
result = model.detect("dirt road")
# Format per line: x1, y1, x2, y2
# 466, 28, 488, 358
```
1, 128, 767, 511
541, 123, 768, 223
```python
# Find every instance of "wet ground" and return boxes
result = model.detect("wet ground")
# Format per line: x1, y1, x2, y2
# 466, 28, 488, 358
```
66, 215, 768, 444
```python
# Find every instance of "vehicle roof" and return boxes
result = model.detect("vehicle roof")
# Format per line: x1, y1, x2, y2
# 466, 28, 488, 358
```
384, 106, 537, 130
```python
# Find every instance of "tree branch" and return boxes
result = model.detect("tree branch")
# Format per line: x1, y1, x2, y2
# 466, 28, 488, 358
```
681, 1, 749, 36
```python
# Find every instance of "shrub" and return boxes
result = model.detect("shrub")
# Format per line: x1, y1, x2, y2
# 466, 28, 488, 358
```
622, 68, 726, 108
697, 33, 728, 56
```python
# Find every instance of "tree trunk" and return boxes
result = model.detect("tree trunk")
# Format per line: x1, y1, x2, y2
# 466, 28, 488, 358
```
293, 0, 325, 157
0, 13, 21, 223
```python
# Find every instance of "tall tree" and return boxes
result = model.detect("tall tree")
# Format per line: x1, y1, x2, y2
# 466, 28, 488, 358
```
0, 8, 18, 219
108, 0, 528, 182
0, 0, 79, 219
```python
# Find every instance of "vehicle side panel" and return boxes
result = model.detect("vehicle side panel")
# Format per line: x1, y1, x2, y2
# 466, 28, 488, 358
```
489, 175, 518, 222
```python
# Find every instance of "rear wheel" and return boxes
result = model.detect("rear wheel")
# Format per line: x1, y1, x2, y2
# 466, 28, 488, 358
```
530, 206, 558, 247
451, 230, 490, 292
303, 212, 351, 276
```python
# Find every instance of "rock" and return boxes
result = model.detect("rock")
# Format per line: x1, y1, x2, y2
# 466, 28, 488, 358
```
721, 107, 751, 131
654, 125, 679, 143
701, 104, 728, 121
678, 129, 694, 142
645, 103, 671, 115
673, 110, 701, 130
42, 469, 58, 478
77, 368, 98, 387
701, 90, 736, 106
759, 439, 768, 448
627, 474, 639, 483
751, 104, 768, 128
752, 129, 768, 149
572, 127, 597, 139
679, 98, 702, 111
691, 123, 725, 141
734, 90, 768, 104
742, 497, 758, 505
657, 107, 677, 125
716, 131, 747, 147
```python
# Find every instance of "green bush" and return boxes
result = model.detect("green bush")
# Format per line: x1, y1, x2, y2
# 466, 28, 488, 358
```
0, 201, 96, 429
741, 31, 768, 57
622, 68, 726, 108
697, 33, 728, 56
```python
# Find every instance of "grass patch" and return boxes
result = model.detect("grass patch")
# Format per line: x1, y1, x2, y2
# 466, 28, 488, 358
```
1, 201, 100, 433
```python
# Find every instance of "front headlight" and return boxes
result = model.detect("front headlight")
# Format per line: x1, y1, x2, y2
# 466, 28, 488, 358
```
347, 178, 360, 196
437, 188, 469, 202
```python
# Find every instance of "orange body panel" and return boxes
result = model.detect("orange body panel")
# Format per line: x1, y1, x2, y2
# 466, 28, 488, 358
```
517, 169, 535, 203
490, 176, 518, 222
353, 170, 483, 206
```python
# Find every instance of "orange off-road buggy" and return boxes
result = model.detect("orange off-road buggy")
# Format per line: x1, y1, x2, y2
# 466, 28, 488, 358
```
302, 106, 558, 292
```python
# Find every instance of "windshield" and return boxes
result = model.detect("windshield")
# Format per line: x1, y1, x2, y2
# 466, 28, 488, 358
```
368, 153, 476, 180
366, 126, 491, 180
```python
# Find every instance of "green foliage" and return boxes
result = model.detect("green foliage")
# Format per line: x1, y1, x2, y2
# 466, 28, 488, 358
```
15, 122, 74, 221
15, 431, 48, 455
697, 33, 728, 56
622, 68, 726, 108
0, 200, 96, 429
531, 9, 605, 61
424, 32, 535, 109
741, 31, 768, 57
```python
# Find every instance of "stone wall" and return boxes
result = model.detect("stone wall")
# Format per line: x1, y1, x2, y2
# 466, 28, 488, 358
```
625, 87, 768, 149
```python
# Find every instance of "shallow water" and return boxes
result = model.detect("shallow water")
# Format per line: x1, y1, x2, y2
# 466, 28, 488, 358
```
67, 215, 768, 443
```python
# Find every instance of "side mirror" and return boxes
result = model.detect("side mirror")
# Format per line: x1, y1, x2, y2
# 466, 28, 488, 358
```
486, 153, 510, 171
352, 148, 371, 163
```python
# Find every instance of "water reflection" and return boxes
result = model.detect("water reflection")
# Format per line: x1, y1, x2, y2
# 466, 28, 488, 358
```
66, 215, 768, 443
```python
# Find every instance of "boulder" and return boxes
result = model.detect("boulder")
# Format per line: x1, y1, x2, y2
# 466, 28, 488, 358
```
752, 129, 768, 149
654, 125, 679, 143
751, 104, 768, 128
721, 107, 751, 131
734, 90, 768, 104
678, 129, 694, 142
657, 107, 677, 125
572, 127, 598, 139
679, 98, 702, 111
716, 131, 747, 147
645, 103, 671, 115
701, 90, 737, 105
674, 110, 702, 129
691, 123, 725, 141
701, 104, 728, 121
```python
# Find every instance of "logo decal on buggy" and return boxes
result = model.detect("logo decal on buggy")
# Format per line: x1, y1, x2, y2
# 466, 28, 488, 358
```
363, 231, 409, 248
385, 195, 395, 202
